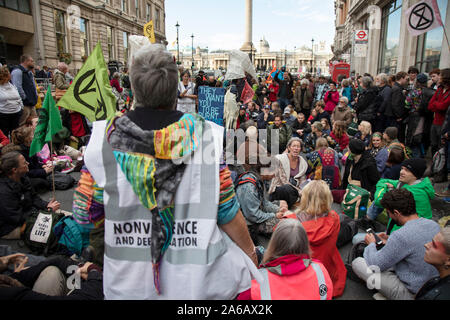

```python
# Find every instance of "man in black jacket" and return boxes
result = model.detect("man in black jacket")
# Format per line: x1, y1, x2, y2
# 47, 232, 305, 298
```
0, 152, 59, 239
375, 73, 392, 133
390, 71, 409, 143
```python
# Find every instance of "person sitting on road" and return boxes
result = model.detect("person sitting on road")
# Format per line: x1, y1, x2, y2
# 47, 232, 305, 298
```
307, 138, 341, 190
284, 180, 347, 298
375, 126, 408, 174
268, 138, 308, 209
354, 121, 372, 148
362, 158, 434, 235
235, 140, 288, 241
266, 113, 292, 155
368, 132, 385, 159
415, 226, 450, 300
290, 112, 311, 140
341, 139, 380, 200
0, 254, 103, 300
0, 151, 60, 239
351, 188, 440, 300
237, 219, 333, 300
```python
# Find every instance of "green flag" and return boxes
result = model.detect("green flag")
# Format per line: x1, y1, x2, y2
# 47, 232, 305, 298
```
57, 42, 117, 122
29, 87, 63, 157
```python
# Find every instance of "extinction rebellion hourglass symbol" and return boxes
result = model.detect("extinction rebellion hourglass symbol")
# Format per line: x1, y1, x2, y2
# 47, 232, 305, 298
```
409, 3, 435, 31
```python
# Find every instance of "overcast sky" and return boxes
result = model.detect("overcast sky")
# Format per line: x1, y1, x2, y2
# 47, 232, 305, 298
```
164, 0, 336, 52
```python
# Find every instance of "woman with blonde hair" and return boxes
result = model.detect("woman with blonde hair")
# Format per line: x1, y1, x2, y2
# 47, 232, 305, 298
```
237, 219, 333, 300
285, 180, 347, 297
354, 120, 372, 147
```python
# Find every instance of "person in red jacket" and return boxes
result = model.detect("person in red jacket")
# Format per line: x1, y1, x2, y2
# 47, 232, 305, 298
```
285, 180, 347, 297
428, 68, 450, 155
268, 81, 279, 103
324, 81, 340, 115
0, 128, 10, 151
237, 218, 333, 300
329, 120, 350, 152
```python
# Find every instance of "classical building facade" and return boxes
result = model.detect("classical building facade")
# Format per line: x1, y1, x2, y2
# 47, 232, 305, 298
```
0, 0, 166, 71
170, 37, 334, 76
333, 0, 449, 76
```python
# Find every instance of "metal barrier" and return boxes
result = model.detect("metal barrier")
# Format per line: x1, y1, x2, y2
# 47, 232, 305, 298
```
35, 78, 53, 91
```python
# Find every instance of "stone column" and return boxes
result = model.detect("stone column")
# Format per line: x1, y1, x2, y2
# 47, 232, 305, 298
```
240, 0, 253, 52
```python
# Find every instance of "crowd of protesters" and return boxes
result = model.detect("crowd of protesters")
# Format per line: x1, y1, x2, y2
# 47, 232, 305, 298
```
0, 47, 449, 301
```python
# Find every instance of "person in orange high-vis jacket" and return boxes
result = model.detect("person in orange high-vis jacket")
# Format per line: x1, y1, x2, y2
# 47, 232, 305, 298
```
238, 219, 333, 300
284, 180, 347, 297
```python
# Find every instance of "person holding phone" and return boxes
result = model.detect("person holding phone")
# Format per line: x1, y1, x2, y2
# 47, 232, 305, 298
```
351, 188, 440, 300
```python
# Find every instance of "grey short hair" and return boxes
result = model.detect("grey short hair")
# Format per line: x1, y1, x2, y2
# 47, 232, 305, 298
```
301, 79, 309, 86
287, 137, 302, 148
263, 219, 311, 264
361, 76, 373, 88
377, 73, 389, 85
340, 96, 349, 104
130, 44, 178, 110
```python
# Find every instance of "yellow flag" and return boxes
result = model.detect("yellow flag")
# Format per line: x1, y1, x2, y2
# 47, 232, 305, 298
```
144, 20, 156, 44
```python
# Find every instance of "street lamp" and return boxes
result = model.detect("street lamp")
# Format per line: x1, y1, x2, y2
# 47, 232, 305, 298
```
311, 38, 315, 74
175, 22, 180, 65
206, 46, 208, 69
191, 34, 194, 72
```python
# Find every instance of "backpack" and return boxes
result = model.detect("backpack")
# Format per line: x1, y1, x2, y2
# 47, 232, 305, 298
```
432, 147, 446, 174
22, 209, 64, 256
337, 213, 358, 248
346, 241, 368, 265
341, 184, 370, 219
47, 172, 76, 190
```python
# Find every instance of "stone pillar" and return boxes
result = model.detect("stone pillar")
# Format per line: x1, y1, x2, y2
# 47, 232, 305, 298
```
240, 0, 253, 52
440, 2, 450, 68
32, 0, 45, 66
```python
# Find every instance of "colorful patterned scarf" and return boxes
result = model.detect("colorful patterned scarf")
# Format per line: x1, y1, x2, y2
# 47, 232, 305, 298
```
105, 112, 203, 294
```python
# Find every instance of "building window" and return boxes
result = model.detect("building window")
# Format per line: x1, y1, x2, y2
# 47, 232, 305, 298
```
135, 0, 140, 18
54, 9, 67, 57
123, 31, 129, 63
107, 26, 115, 61
378, 0, 402, 74
155, 8, 160, 30
415, 0, 447, 73
121, 0, 128, 13
80, 18, 90, 58
1, 0, 31, 14
146, 3, 151, 22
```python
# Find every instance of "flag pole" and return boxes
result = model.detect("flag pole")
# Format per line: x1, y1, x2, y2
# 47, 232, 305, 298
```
50, 140, 56, 202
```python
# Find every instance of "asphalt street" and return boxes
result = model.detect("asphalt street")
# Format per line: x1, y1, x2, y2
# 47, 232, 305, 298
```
1, 170, 449, 300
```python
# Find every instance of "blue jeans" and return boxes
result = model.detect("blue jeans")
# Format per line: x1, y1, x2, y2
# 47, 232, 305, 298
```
278, 98, 290, 110
367, 202, 384, 220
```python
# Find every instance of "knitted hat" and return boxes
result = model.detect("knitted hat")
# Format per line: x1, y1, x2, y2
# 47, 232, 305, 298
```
349, 138, 366, 155
401, 158, 427, 179
416, 73, 428, 84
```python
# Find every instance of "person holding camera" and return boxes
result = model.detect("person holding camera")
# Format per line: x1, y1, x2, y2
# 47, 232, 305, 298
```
351, 188, 440, 300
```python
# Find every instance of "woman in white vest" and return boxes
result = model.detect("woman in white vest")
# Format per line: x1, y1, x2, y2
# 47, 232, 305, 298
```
84, 44, 260, 299
176, 70, 197, 113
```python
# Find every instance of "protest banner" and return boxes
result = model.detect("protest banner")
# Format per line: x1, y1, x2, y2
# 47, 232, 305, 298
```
57, 42, 117, 122
198, 86, 225, 126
